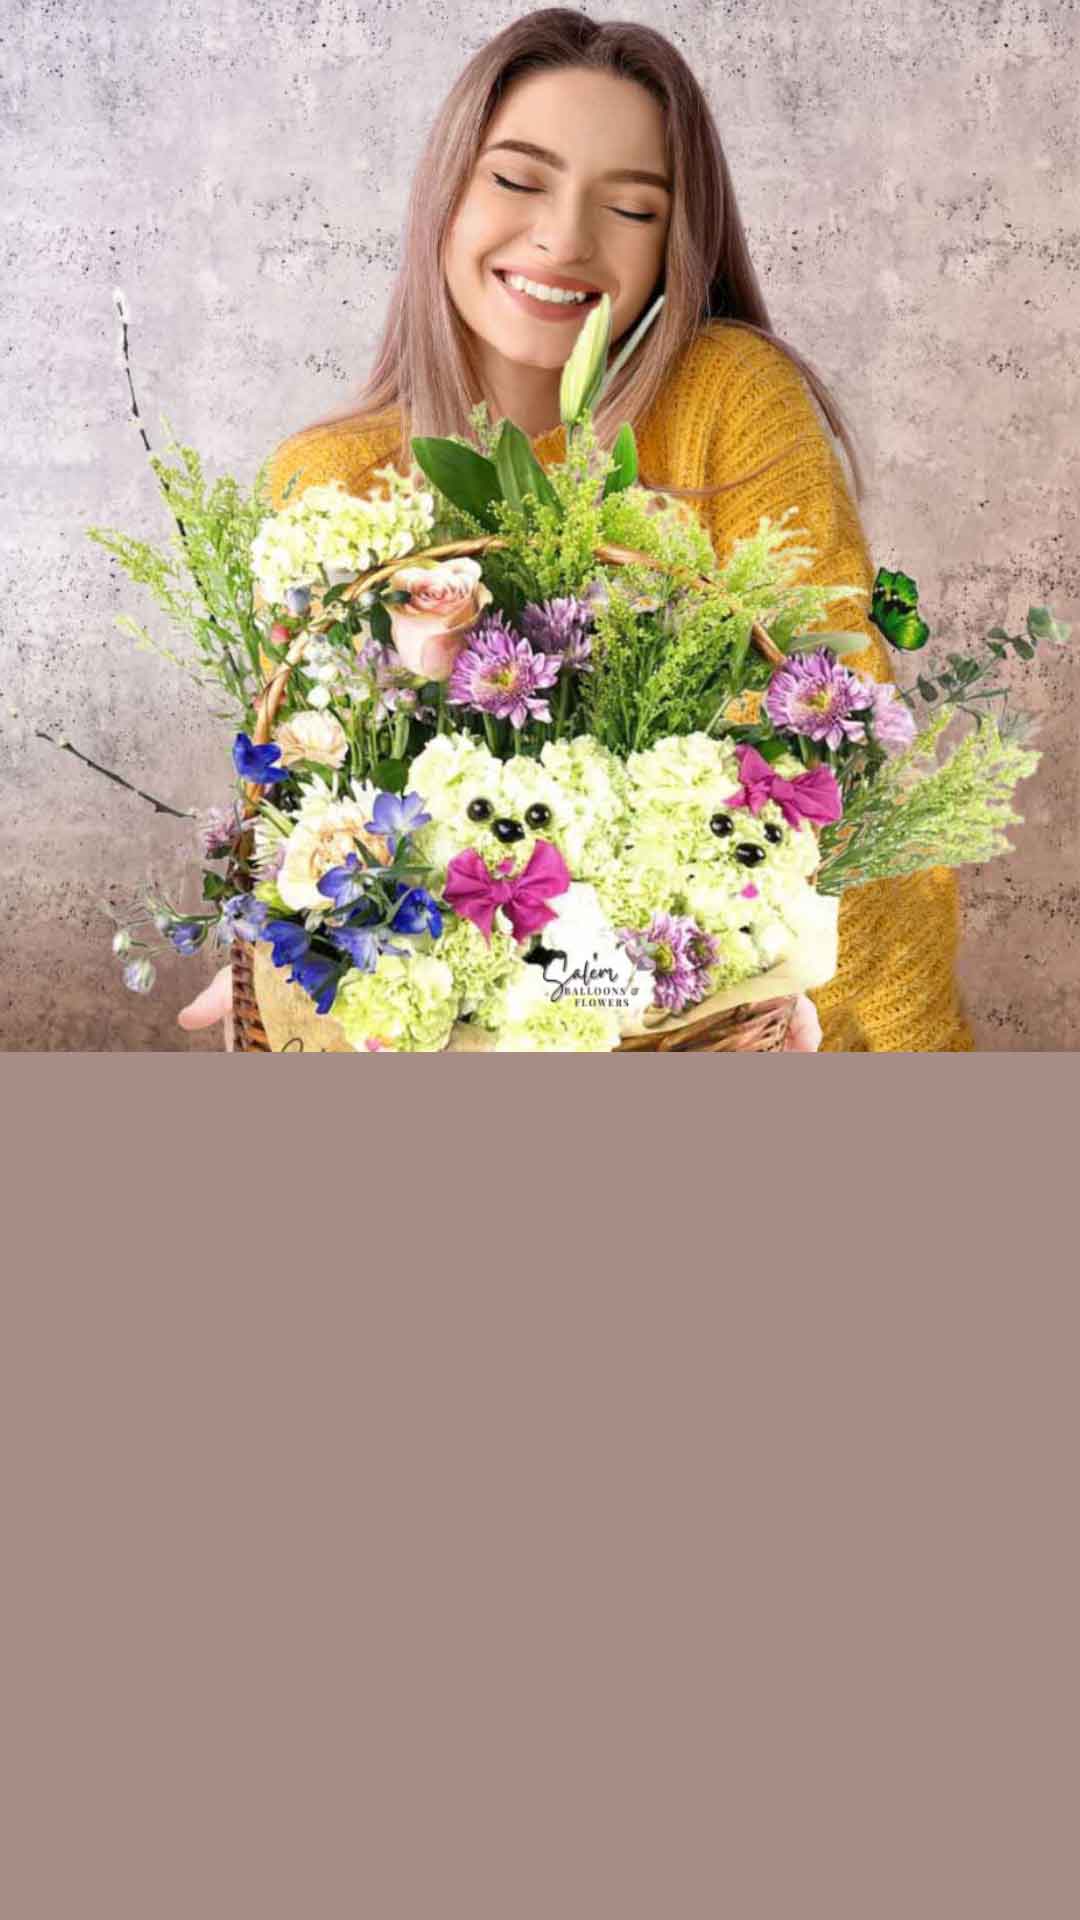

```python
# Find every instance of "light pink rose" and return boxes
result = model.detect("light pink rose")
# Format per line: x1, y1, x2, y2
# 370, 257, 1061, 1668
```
386, 557, 492, 683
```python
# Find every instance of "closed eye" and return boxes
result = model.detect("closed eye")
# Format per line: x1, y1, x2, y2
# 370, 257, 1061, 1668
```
491, 172, 657, 224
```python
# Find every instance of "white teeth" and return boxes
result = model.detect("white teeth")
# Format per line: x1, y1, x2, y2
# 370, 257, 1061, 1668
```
502, 272, 593, 305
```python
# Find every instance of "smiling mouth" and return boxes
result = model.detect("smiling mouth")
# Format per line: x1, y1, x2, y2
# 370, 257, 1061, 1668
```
493, 269, 603, 307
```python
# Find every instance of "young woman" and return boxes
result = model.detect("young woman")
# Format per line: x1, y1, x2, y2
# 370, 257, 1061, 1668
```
181, 8, 974, 1051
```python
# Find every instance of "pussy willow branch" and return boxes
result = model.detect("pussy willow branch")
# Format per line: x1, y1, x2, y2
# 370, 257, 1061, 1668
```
35, 729, 194, 820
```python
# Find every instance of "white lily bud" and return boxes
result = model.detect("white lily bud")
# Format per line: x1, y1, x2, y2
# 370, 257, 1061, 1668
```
559, 293, 612, 429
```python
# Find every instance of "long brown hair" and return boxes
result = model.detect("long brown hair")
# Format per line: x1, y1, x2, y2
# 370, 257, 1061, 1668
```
293, 8, 866, 508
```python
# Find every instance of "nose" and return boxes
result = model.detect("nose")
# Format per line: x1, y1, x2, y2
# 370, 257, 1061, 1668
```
492, 817, 525, 844
531, 196, 599, 272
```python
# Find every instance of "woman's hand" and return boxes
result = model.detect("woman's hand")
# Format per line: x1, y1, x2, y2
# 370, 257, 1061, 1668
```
177, 963, 234, 1047
783, 992, 822, 1052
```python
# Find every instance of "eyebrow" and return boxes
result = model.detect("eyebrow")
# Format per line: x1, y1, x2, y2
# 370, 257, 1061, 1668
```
481, 138, 673, 195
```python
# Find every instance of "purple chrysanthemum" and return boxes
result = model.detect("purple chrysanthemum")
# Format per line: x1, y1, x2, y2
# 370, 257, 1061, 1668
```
519, 596, 594, 673
868, 680, 918, 754
764, 648, 875, 751
448, 615, 562, 730
618, 912, 717, 1015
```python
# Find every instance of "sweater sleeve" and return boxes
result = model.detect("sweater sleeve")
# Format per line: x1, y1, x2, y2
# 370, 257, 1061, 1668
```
697, 329, 976, 1051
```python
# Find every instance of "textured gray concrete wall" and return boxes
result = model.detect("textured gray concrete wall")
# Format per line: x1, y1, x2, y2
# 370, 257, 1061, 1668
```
1, 0, 1076, 1049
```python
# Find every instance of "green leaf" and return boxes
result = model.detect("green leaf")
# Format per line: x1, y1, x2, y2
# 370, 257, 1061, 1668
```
410, 437, 503, 531
202, 871, 228, 900
986, 627, 1014, 642
1010, 637, 1036, 660
752, 736, 793, 765
493, 421, 562, 516
1027, 605, 1071, 647
372, 757, 408, 793
917, 674, 938, 702
601, 422, 639, 498
369, 601, 392, 645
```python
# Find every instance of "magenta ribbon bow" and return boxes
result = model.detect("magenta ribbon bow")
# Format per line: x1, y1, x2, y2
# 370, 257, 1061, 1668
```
443, 838, 572, 943
725, 744, 843, 830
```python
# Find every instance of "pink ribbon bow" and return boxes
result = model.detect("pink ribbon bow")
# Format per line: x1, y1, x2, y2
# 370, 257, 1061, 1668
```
725, 744, 843, 830
443, 838, 572, 943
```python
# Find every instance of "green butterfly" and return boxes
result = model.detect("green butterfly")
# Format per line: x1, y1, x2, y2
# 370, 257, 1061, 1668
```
870, 566, 930, 652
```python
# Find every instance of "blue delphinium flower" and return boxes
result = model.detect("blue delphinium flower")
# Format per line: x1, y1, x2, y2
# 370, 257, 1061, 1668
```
232, 732, 290, 784
288, 952, 342, 1016
123, 956, 156, 994
219, 894, 271, 944
365, 790, 432, 851
327, 925, 382, 972
262, 919, 310, 969
390, 885, 443, 938
317, 852, 372, 910
169, 920, 208, 956
329, 917, 410, 970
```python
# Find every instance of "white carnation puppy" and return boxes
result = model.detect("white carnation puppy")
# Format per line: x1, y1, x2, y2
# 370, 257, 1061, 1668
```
599, 732, 823, 984
407, 734, 627, 887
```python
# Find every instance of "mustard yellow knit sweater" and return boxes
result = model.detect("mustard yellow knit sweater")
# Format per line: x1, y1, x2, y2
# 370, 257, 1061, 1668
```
266, 322, 976, 1052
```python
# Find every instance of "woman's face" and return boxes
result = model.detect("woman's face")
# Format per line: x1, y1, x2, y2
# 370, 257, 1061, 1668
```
444, 67, 672, 434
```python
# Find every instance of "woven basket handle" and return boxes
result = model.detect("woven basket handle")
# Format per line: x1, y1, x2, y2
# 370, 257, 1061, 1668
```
242, 533, 784, 811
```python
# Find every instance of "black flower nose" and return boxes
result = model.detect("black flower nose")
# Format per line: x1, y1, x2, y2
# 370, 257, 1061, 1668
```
735, 842, 766, 867
493, 817, 525, 844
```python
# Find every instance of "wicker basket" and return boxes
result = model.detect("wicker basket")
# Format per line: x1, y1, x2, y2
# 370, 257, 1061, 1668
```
233, 531, 802, 1053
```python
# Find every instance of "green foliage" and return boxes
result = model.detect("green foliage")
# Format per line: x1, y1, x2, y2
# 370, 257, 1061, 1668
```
409, 435, 503, 532
579, 586, 749, 753
898, 604, 1072, 746
492, 420, 562, 516
86, 416, 268, 721
578, 504, 868, 753
597, 482, 717, 580
489, 423, 609, 601
815, 709, 1041, 893
602, 422, 638, 497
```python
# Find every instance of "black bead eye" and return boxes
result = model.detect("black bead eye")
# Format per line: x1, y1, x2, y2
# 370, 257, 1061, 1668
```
739, 925, 753, 935
710, 812, 734, 837
735, 842, 766, 867
524, 803, 552, 830
467, 797, 493, 822
763, 822, 783, 845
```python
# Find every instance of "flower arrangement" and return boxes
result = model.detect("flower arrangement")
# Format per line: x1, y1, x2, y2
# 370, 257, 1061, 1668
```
81, 289, 1066, 1051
